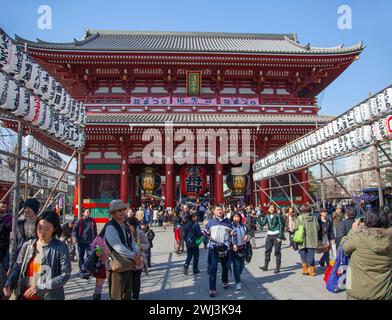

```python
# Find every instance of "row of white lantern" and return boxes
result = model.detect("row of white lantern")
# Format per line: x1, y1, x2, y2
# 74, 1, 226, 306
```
0, 30, 86, 127
1, 71, 85, 150
254, 120, 392, 181
28, 170, 68, 192
253, 87, 392, 172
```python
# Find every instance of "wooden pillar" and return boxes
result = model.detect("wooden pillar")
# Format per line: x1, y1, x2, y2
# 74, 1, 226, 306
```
120, 145, 129, 204
258, 136, 269, 210
250, 174, 255, 207
165, 163, 174, 209
301, 169, 310, 204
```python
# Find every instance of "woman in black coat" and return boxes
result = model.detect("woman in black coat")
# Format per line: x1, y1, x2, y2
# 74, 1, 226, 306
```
317, 209, 335, 267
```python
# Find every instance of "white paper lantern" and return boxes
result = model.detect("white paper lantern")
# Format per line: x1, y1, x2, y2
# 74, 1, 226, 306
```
0, 75, 19, 111
375, 93, 389, 115
384, 88, 392, 111
362, 126, 373, 145
359, 102, 371, 122
41, 105, 54, 132
0, 31, 13, 70
32, 100, 47, 127
24, 95, 40, 122
2, 44, 24, 75
13, 86, 30, 117
353, 106, 363, 125
369, 97, 380, 118
27, 63, 41, 94
346, 110, 356, 127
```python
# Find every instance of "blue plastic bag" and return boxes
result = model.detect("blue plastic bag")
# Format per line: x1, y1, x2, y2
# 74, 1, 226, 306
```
326, 244, 349, 293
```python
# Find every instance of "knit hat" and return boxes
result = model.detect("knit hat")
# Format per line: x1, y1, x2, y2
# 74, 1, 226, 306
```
24, 198, 40, 215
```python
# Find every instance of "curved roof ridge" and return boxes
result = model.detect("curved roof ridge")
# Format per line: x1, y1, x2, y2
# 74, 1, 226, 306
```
85, 28, 296, 40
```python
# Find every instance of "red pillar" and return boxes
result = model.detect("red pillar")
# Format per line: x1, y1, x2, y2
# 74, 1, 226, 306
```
165, 163, 174, 209
259, 179, 270, 210
301, 169, 310, 204
250, 175, 255, 207
73, 180, 79, 217
120, 146, 129, 204
129, 173, 136, 209
214, 162, 224, 205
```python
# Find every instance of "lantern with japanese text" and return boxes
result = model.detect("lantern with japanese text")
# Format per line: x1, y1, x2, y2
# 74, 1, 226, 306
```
226, 173, 248, 196
139, 167, 161, 195
180, 165, 207, 199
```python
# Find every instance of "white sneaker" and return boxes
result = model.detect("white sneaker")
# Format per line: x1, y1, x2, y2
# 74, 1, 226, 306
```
235, 283, 242, 291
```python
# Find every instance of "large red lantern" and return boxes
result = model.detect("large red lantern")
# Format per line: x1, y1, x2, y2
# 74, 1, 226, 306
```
180, 165, 207, 199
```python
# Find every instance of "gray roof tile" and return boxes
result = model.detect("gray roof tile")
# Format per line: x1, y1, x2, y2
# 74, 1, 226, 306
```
15, 29, 364, 54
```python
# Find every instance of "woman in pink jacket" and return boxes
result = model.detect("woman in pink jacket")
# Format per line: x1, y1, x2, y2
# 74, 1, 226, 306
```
90, 227, 107, 300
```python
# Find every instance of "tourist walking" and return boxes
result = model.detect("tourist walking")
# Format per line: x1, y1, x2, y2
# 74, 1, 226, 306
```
285, 206, 298, 251
317, 208, 335, 267
104, 200, 139, 300
331, 205, 344, 235
173, 211, 185, 255
0, 201, 12, 271
140, 221, 155, 268
72, 208, 97, 272
204, 205, 233, 297
9, 198, 40, 272
3, 211, 71, 300
258, 204, 285, 273
90, 226, 107, 300
342, 208, 392, 300
245, 209, 258, 248
60, 218, 76, 261
136, 207, 145, 225
127, 217, 150, 300
231, 212, 250, 291
183, 212, 202, 275
294, 204, 320, 276
335, 206, 356, 247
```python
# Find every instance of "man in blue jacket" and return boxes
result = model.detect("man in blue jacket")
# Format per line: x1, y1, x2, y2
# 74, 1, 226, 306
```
204, 205, 233, 297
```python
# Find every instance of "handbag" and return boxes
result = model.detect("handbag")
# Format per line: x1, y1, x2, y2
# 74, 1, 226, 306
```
245, 241, 253, 263
293, 222, 304, 244
105, 240, 135, 273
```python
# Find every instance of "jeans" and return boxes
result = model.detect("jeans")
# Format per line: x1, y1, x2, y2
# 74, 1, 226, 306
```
319, 251, 330, 266
145, 248, 152, 267
207, 247, 229, 291
299, 248, 316, 266
131, 269, 142, 299
231, 250, 245, 284
185, 243, 199, 271
264, 234, 282, 266
77, 243, 90, 271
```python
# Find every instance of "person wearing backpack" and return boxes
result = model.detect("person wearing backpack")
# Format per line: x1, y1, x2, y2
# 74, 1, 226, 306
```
183, 212, 203, 275
231, 212, 250, 291
258, 203, 286, 274
294, 204, 320, 276
72, 209, 97, 273
204, 205, 233, 297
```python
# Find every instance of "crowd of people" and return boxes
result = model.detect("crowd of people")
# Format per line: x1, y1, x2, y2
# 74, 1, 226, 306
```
0, 196, 391, 300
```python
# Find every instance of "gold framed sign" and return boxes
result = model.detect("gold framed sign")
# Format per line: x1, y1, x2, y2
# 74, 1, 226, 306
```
186, 70, 202, 96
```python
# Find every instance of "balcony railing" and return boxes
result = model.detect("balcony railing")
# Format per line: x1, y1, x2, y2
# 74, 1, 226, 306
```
76, 95, 318, 115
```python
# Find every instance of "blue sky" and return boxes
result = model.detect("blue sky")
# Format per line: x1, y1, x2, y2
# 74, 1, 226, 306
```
1, 0, 391, 116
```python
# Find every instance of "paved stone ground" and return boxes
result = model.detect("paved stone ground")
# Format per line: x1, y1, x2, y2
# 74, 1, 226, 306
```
64, 224, 345, 300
